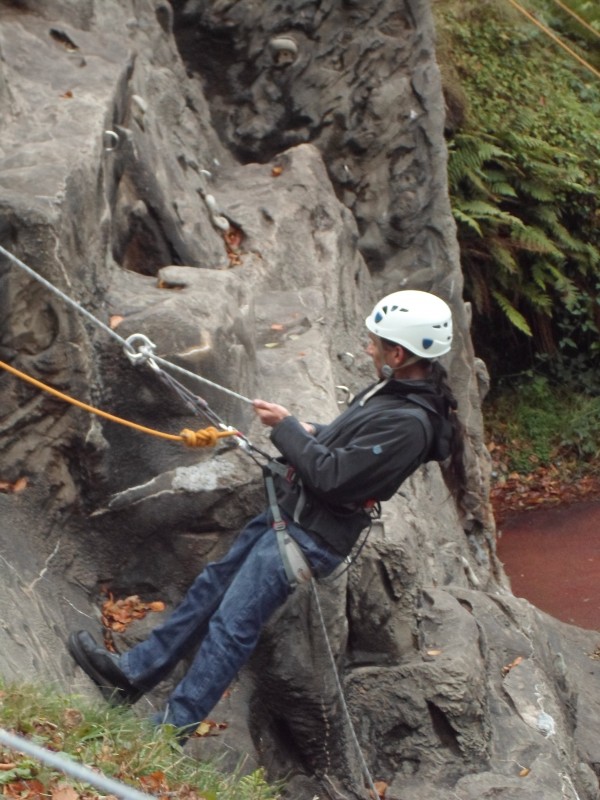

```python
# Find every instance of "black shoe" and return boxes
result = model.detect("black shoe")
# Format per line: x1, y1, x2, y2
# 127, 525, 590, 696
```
68, 630, 144, 706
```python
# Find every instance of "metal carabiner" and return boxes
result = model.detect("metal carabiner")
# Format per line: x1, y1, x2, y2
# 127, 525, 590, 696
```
124, 333, 158, 368
336, 385, 354, 406
103, 130, 120, 152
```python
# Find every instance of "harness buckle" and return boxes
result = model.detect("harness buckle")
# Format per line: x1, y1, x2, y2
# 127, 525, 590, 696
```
276, 529, 312, 587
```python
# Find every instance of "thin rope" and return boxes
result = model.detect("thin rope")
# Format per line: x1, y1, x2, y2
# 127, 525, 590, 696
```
0, 245, 128, 350
151, 367, 227, 428
147, 353, 253, 406
0, 244, 253, 406
548, 0, 600, 39
0, 728, 156, 800
0, 359, 238, 448
505, 0, 600, 79
310, 580, 378, 799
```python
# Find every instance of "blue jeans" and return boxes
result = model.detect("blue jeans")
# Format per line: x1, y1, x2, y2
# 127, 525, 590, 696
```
118, 510, 343, 734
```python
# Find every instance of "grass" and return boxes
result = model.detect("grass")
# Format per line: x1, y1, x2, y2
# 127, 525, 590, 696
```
0, 681, 279, 800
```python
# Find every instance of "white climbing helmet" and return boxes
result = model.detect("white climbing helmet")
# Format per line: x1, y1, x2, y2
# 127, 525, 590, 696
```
365, 290, 453, 358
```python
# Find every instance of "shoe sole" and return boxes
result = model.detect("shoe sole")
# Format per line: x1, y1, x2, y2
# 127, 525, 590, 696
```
67, 632, 143, 706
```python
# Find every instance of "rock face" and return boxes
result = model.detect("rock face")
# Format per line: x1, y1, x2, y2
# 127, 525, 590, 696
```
0, 2, 598, 800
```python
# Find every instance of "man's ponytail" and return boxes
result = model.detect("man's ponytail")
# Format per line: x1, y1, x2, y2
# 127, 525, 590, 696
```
429, 361, 469, 515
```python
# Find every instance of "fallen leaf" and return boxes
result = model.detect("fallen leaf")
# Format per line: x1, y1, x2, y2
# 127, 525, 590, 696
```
264, 342, 279, 348
62, 708, 83, 730
501, 655, 524, 676
4, 779, 46, 799
369, 781, 387, 799
224, 228, 243, 250
101, 593, 167, 634
270, 324, 285, 331
51, 785, 79, 800
272, 166, 283, 177
139, 771, 168, 792
60, 90, 73, 99
0, 477, 28, 494
426, 649, 442, 656
109, 315, 124, 329
195, 722, 212, 737
519, 767, 531, 777
194, 719, 228, 737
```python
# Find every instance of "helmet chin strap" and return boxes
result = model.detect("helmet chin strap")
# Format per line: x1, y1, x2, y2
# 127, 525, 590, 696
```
381, 355, 421, 379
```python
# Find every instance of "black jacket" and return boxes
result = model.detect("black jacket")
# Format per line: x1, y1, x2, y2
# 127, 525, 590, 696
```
269, 378, 453, 556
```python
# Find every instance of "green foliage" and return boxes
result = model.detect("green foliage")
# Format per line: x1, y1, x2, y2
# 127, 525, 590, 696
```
0, 681, 280, 800
434, 0, 600, 381
236, 770, 274, 800
0, 759, 38, 785
485, 375, 600, 472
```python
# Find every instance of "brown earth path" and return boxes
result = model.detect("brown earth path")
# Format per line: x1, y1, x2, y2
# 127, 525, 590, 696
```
496, 500, 600, 631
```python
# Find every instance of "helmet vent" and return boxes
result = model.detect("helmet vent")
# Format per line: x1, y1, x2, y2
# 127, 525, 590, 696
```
422, 338, 434, 350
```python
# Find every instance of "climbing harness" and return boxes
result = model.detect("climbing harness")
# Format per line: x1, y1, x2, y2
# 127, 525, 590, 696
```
262, 463, 312, 587
0, 243, 378, 795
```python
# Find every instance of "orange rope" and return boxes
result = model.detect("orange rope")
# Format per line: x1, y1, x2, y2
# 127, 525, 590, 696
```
0, 359, 238, 448
549, 0, 600, 39
505, 0, 600, 79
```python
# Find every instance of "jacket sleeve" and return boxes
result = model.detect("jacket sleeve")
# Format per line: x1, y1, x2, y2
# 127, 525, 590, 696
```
270, 413, 429, 506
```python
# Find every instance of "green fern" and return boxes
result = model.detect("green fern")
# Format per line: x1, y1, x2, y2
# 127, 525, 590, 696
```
509, 226, 564, 256
437, 0, 600, 376
452, 208, 483, 236
234, 769, 278, 800
491, 291, 533, 336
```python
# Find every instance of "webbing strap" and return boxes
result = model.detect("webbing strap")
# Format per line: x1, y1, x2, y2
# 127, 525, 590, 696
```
263, 467, 312, 587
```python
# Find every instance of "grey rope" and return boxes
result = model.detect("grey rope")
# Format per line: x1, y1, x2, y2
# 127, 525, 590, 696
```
0, 244, 253, 406
146, 353, 252, 405
0, 727, 157, 800
310, 580, 378, 798
0, 245, 127, 350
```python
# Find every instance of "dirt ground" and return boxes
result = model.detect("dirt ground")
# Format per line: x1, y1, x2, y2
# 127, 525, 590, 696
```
496, 499, 600, 631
